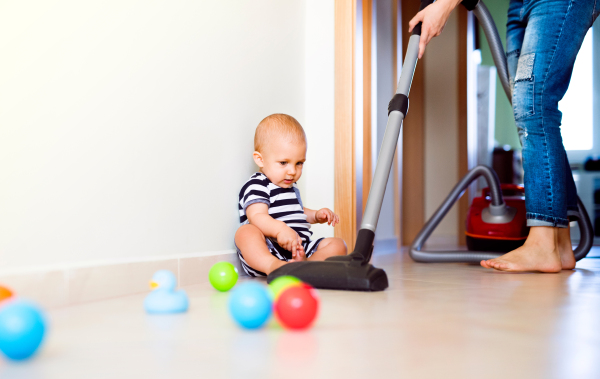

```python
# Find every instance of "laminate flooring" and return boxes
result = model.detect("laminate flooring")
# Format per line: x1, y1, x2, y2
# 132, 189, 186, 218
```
2, 248, 600, 379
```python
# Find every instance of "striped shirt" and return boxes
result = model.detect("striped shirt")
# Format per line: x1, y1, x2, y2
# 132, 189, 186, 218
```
238, 172, 313, 243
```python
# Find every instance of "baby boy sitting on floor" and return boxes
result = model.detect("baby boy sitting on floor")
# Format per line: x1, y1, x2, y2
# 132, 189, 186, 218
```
235, 114, 347, 276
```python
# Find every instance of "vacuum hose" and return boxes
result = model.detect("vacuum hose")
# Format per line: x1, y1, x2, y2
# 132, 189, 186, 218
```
572, 197, 594, 261
472, 2, 512, 102
410, 164, 594, 263
410, 166, 509, 263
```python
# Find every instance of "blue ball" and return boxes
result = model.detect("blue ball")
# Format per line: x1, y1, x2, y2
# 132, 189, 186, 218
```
0, 300, 46, 361
228, 282, 272, 329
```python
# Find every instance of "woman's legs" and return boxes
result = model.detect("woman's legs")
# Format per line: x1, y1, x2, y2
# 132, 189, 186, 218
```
481, 0, 598, 272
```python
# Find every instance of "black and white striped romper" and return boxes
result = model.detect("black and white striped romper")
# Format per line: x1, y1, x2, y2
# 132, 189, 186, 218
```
236, 172, 324, 277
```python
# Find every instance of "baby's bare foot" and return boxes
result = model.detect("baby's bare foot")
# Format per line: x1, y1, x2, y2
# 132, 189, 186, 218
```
480, 227, 562, 273
291, 246, 307, 262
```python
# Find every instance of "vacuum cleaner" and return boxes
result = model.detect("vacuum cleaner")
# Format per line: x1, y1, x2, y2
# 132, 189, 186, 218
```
409, 0, 594, 263
410, 164, 593, 263
268, 0, 593, 291
466, 182, 528, 252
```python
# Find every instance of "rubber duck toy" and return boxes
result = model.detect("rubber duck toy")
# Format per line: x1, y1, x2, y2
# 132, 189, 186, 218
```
144, 270, 188, 314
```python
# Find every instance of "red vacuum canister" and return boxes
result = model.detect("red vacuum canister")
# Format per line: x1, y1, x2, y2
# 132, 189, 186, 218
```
466, 184, 529, 252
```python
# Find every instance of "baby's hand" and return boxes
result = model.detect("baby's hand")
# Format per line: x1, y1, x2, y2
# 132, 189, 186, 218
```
276, 227, 304, 257
315, 208, 340, 226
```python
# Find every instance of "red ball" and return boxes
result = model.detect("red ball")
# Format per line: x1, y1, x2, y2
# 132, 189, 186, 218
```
274, 285, 319, 330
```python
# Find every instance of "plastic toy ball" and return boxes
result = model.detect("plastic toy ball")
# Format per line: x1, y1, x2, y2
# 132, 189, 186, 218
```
228, 282, 272, 329
0, 286, 13, 303
274, 285, 319, 330
268, 275, 301, 300
209, 262, 239, 292
0, 300, 46, 361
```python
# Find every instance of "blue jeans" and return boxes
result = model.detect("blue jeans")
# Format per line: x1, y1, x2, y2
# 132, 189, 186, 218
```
507, 0, 599, 227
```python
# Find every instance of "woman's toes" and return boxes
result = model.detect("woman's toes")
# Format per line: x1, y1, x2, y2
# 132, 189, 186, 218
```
482, 259, 501, 269
491, 262, 505, 270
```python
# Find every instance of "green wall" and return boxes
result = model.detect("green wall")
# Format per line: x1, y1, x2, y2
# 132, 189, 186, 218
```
478, 0, 522, 149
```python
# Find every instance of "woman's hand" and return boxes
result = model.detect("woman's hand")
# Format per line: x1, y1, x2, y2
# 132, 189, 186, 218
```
408, 0, 461, 59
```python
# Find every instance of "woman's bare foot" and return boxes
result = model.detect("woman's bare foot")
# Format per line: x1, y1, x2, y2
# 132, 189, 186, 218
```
480, 226, 562, 273
557, 226, 575, 270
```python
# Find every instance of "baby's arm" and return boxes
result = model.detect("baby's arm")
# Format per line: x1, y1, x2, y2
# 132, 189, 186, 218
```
304, 207, 340, 227
247, 203, 305, 258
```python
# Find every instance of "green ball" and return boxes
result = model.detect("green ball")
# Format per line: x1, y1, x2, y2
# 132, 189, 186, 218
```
268, 276, 301, 300
209, 262, 239, 292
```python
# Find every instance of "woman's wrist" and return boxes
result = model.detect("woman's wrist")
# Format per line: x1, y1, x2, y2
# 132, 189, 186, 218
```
445, 0, 463, 11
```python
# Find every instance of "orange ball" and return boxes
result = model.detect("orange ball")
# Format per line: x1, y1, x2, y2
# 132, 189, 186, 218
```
0, 286, 14, 303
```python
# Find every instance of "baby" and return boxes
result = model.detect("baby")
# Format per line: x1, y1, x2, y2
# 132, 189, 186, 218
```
235, 114, 347, 276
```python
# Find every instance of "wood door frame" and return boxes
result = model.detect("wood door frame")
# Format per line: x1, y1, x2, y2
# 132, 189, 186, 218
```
334, 0, 356, 251
337, 0, 470, 250
392, 0, 402, 247
458, 7, 469, 245
335, 0, 405, 251
400, 0, 425, 246
398, 3, 471, 246
361, 0, 373, 217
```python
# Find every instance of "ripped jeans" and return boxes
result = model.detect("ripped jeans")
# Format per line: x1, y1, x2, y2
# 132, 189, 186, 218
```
507, 0, 600, 227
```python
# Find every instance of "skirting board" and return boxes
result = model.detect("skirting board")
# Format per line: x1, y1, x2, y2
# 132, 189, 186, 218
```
0, 250, 245, 309
373, 238, 399, 255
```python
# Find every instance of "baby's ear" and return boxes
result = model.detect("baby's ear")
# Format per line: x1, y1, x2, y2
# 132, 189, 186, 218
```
253, 151, 264, 168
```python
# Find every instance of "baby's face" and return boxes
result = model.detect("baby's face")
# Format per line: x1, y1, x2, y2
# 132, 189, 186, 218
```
254, 138, 306, 188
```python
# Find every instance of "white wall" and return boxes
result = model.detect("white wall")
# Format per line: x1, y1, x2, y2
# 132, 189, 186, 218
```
423, 11, 459, 239
300, 0, 336, 239
0, 0, 336, 271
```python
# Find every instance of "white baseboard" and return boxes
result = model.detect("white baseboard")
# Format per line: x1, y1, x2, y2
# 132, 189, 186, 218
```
373, 238, 399, 255
0, 250, 245, 309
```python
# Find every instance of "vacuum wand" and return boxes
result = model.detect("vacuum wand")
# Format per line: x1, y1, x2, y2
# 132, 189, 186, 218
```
353, 0, 432, 261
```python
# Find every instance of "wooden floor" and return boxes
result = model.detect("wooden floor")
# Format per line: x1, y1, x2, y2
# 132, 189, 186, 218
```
2, 248, 600, 379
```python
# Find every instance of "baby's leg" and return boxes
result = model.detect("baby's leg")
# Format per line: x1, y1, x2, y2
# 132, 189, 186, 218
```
235, 224, 287, 275
307, 237, 347, 261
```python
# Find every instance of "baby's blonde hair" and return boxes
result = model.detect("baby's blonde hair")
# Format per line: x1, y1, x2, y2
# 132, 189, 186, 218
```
254, 114, 306, 153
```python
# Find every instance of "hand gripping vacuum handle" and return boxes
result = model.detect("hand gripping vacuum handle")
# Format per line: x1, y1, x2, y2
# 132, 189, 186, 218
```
411, 0, 436, 36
